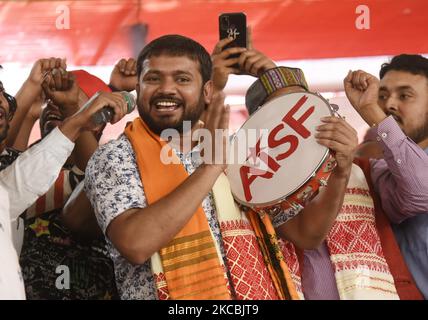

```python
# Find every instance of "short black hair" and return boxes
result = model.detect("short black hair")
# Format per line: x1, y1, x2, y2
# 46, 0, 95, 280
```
380, 54, 428, 81
136, 34, 212, 84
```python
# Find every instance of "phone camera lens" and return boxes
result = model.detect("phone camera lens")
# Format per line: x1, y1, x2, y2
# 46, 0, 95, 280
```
220, 16, 229, 31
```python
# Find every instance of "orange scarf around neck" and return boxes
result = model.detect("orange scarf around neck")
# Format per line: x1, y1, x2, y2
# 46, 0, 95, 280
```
125, 118, 230, 300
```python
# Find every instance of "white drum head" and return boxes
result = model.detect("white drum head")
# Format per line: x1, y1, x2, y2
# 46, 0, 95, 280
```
227, 92, 332, 207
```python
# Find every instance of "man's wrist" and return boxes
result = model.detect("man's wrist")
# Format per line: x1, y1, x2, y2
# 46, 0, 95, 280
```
20, 79, 42, 98
332, 164, 352, 180
25, 77, 44, 89
259, 62, 277, 75
58, 115, 84, 142
61, 103, 80, 118
359, 104, 387, 127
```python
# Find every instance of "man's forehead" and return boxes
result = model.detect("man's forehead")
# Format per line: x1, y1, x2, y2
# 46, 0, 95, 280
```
380, 70, 428, 90
142, 55, 199, 72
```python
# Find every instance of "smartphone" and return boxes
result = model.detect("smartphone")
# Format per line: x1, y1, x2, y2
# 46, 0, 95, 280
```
219, 12, 247, 67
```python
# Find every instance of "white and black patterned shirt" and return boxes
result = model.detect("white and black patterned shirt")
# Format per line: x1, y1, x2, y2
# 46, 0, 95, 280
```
84, 134, 232, 300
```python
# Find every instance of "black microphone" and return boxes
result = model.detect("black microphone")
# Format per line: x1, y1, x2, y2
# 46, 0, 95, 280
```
90, 91, 136, 125
76, 91, 136, 124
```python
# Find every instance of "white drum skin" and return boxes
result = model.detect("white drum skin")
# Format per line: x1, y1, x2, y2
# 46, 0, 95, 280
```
227, 92, 335, 211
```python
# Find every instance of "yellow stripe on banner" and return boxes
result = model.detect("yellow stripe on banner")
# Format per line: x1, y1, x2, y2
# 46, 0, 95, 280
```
205, 291, 231, 300
162, 247, 218, 267
168, 261, 226, 288
170, 274, 226, 294
343, 194, 374, 206
161, 241, 216, 260
221, 228, 254, 238
166, 265, 216, 283
165, 230, 212, 247
161, 235, 214, 255
163, 252, 219, 272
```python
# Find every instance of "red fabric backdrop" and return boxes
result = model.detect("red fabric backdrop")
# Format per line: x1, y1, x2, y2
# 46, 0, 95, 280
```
1, 0, 427, 65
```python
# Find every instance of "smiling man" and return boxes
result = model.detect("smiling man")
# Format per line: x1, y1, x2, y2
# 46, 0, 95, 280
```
84, 34, 361, 301
344, 54, 428, 299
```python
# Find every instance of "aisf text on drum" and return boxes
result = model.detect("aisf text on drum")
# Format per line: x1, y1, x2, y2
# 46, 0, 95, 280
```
237, 94, 316, 202
226, 92, 335, 207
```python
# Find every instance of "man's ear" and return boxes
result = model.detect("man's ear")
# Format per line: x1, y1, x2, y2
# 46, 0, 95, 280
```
203, 80, 213, 105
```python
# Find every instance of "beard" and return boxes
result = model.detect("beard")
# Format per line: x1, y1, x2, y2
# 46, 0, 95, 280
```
139, 92, 206, 136
408, 120, 428, 144
386, 111, 428, 144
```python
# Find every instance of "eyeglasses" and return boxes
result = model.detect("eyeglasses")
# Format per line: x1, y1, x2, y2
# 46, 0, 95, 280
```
0, 81, 17, 121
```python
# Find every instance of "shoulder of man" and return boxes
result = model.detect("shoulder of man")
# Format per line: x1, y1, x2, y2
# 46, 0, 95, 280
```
92, 134, 134, 162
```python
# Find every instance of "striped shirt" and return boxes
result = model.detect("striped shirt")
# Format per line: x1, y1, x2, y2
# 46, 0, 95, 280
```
371, 116, 428, 299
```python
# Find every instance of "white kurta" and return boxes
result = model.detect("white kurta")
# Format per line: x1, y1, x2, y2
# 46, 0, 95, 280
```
0, 127, 74, 299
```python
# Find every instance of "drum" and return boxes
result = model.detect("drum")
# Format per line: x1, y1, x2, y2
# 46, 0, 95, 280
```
226, 91, 338, 218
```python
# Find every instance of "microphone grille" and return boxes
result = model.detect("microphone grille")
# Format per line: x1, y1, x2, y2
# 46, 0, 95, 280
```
120, 91, 136, 114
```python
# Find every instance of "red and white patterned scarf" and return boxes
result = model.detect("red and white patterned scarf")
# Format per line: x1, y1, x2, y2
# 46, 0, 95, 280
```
281, 164, 399, 299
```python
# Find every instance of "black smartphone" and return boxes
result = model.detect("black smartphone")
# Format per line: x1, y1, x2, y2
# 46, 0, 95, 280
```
219, 12, 247, 67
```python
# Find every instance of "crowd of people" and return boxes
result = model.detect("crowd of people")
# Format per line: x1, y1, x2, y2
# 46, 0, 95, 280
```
0, 32, 427, 300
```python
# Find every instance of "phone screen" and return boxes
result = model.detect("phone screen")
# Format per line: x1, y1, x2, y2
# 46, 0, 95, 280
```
219, 12, 247, 55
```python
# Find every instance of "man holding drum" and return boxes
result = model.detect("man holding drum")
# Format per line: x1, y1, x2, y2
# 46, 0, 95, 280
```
214, 34, 422, 299
84, 34, 358, 300
345, 54, 428, 299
